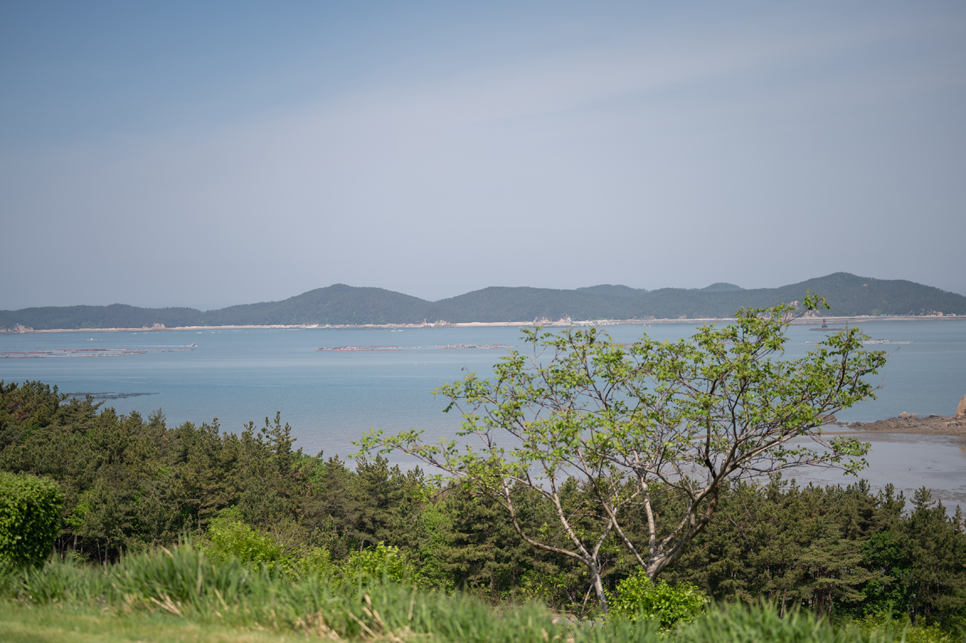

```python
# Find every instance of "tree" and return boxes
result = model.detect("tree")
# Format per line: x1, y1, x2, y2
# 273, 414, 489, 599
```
358, 297, 887, 613
663, 478, 882, 616
899, 488, 966, 626
0, 471, 64, 567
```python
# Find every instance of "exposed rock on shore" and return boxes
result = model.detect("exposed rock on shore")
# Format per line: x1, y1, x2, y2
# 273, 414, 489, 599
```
833, 393, 966, 437
844, 412, 966, 437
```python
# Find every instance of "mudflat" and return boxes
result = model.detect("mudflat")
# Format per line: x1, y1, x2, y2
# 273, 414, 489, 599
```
842, 413, 966, 438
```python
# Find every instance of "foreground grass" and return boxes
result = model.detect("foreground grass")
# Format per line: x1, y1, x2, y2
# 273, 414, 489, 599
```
0, 545, 633, 642
0, 602, 312, 643
4, 601, 961, 643
1, 546, 961, 642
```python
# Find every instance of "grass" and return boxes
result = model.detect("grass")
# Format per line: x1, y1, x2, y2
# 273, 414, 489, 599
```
0, 545, 961, 642
0, 545, 599, 642
0, 603, 312, 643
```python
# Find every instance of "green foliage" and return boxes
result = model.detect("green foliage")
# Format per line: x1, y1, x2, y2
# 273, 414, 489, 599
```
419, 486, 558, 600
664, 478, 887, 616
898, 488, 966, 626
0, 382, 312, 563
340, 542, 420, 586
412, 497, 456, 590
359, 297, 886, 612
205, 510, 292, 569
0, 552, 957, 642
0, 471, 63, 567
607, 571, 706, 628
205, 508, 332, 578
2, 378, 965, 628
294, 545, 332, 576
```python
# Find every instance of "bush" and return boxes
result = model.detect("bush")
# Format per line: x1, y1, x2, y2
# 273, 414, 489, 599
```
340, 542, 420, 586
205, 510, 292, 568
607, 571, 706, 628
0, 471, 63, 567
204, 510, 332, 578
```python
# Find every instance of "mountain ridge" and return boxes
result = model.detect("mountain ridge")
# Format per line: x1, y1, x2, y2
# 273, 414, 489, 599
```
2, 273, 965, 330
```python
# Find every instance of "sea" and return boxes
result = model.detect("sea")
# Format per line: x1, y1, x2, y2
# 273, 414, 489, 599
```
2, 320, 965, 509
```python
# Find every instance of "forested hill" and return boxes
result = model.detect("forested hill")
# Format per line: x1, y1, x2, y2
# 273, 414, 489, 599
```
2, 273, 965, 330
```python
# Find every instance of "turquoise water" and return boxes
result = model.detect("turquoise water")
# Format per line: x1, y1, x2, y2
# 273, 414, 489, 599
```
2, 321, 965, 506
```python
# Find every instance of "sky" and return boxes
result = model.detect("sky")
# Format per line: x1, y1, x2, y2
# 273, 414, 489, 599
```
2, 1, 965, 310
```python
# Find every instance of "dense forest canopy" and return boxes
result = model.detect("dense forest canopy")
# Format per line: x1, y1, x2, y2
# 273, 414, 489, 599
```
3, 273, 966, 330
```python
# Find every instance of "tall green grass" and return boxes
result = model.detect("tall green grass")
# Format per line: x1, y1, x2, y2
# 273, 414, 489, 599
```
1, 546, 960, 642
671, 602, 959, 643
0, 545, 584, 642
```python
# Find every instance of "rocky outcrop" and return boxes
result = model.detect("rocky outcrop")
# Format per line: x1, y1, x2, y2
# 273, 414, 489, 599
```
833, 395, 966, 437
845, 413, 966, 437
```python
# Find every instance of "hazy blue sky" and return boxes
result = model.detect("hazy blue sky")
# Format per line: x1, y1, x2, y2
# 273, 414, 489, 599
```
2, 1, 964, 310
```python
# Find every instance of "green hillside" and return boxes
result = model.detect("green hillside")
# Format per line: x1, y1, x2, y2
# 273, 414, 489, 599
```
574, 284, 647, 298
701, 282, 743, 292
432, 273, 966, 322
433, 287, 624, 322
2, 273, 965, 330
200, 284, 436, 326
0, 304, 202, 331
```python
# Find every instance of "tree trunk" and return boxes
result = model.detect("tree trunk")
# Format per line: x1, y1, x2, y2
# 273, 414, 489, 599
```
588, 559, 609, 615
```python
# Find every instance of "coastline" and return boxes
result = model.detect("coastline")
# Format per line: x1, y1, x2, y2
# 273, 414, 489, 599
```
835, 413, 966, 439
2, 314, 964, 334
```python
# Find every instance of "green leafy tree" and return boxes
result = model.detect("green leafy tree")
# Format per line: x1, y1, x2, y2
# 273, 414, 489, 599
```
358, 297, 885, 612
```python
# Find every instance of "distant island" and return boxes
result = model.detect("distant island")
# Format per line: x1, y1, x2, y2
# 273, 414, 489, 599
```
2, 272, 965, 332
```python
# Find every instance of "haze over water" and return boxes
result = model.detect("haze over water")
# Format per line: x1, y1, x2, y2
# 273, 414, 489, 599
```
2, 320, 965, 508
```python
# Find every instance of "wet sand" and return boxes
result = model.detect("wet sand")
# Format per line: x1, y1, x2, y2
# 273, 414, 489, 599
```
838, 413, 966, 438
792, 431, 966, 510
809, 410, 966, 510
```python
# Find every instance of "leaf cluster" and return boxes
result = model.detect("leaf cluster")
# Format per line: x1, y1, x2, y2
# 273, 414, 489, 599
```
0, 471, 64, 567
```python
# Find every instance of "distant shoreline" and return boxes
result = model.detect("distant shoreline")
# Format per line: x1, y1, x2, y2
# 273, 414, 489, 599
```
3, 314, 964, 334
829, 412, 966, 440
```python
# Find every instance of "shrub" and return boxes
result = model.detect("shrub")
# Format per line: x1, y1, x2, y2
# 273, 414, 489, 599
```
204, 509, 332, 579
607, 571, 706, 628
205, 512, 292, 569
293, 545, 332, 576
340, 542, 420, 586
0, 471, 63, 567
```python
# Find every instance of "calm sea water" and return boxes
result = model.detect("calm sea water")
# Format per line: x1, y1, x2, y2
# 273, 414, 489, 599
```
2, 320, 965, 507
